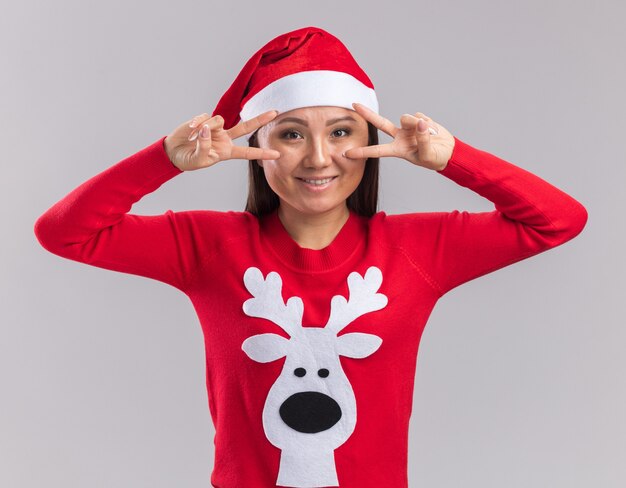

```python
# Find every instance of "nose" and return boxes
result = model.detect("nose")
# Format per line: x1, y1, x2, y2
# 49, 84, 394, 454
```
279, 391, 342, 433
304, 136, 332, 169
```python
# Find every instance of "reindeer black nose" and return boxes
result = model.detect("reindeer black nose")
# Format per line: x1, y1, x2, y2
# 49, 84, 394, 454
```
279, 392, 342, 433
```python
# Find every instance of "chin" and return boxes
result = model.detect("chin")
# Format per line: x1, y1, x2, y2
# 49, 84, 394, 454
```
295, 202, 346, 217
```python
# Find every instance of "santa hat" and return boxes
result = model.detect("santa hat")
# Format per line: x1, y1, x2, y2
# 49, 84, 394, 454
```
211, 26, 379, 141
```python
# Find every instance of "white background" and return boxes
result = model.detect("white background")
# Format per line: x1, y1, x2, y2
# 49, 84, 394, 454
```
3, 0, 623, 486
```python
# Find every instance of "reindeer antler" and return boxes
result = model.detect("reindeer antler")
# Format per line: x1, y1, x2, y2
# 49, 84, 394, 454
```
325, 266, 388, 334
242, 267, 303, 337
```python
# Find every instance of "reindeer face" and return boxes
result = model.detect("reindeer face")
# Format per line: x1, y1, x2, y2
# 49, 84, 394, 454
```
278, 328, 346, 435
240, 266, 387, 486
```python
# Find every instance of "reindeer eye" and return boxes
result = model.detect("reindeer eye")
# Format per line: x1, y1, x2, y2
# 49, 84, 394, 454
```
294, 368, 306, 377
318, 368, 329, 378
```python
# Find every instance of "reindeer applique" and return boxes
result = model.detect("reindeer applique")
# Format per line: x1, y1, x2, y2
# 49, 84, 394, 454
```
240, 265, 388, 487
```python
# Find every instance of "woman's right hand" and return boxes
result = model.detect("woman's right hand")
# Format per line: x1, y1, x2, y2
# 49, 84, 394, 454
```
164, 110, 281, 171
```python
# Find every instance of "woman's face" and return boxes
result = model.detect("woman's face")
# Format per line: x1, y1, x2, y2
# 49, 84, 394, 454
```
255, 105, 370, 218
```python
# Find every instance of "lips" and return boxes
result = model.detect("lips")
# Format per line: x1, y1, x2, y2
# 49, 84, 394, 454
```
296, 176, 337, 185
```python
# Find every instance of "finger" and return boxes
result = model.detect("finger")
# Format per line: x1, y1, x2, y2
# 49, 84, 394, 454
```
414, 117, 433, 151
189, 115, 224, 141
227, 110, 280, 140
352, 102, 398, 138
343, 143, 395, 160
194, 121, 212, 157
186, 113, 213, 140
417, 118, 429, 133
230, 145, 281, 161
414, 112, 438, 134
188, 113, 211, 128
188, 115, 224, 141
400, 113, 420, 132
401, 114, 438, 136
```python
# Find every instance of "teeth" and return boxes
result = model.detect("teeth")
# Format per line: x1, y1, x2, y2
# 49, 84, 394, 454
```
301, 177, 334, 185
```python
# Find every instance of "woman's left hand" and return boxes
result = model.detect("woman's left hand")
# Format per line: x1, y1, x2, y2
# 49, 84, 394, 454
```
344, 102, 455, 171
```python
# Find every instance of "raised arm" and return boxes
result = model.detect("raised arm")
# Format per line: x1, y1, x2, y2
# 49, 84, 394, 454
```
33, 136, 197, 291
34, 111, 283, 292
389, 136, 588, 296
345, 104, 588, 297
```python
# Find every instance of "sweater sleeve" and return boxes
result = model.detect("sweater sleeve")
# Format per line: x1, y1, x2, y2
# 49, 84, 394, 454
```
388, 136, 588, 297
33, 136, 199, 293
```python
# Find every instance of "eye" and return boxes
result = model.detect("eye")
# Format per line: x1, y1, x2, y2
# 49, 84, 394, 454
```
294, 367, 306, 377
332, 128, 351, 137
280, 130, 302, 140
318, 368, 329, 378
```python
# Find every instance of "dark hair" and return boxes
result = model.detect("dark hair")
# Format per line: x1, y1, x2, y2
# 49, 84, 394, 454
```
244, 121, 380, 218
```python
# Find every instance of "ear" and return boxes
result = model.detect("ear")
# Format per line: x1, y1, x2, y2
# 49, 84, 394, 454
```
336, 332, 382, 359
242, 333, 290, 363
257, 160, 264, 168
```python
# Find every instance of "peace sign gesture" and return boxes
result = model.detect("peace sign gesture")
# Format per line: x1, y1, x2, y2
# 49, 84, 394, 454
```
344, 103, 455, 171
164, 110, 282, 172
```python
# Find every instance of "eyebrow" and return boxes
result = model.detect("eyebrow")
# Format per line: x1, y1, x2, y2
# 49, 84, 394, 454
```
275, 116, 357, 127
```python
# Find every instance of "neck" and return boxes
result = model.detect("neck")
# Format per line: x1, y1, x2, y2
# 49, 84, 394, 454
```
277, 204, 350, 250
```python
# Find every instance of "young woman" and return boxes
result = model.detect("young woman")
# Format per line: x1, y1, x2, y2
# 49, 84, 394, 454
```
34, 26, 587, 488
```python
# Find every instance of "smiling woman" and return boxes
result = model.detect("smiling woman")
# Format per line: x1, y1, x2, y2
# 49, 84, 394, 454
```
245, 105, 380, 249
245, 107, 380, 221
33, 25, 588, 488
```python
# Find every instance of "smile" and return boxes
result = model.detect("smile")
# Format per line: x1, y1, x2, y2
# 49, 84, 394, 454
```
297, 177, 336, 185
296, 176, 337, 192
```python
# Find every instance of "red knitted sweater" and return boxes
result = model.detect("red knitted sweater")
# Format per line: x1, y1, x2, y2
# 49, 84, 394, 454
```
34, 135, 587, 487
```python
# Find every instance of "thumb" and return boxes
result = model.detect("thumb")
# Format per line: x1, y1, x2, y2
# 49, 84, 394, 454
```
400, 113, 430, 144
414, 117, 432, 148
416, 117, 429, 133
198, 120, 213, 144
193, 120, 214, 162
400, 114, 433, 167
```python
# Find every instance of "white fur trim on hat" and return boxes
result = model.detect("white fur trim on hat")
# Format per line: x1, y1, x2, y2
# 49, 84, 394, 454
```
240, 70, 379, 140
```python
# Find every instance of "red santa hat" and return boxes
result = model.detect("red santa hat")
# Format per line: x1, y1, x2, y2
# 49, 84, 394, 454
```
211, 26, 379, 140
